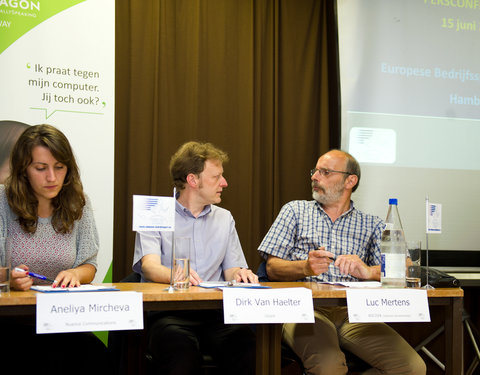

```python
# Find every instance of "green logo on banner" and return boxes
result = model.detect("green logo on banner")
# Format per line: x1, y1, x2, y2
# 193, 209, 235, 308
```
0, 0, 85, 54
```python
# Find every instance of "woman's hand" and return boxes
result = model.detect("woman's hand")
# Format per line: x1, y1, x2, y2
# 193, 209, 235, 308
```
53, 264, 96, 288
53, 268, 81, 288
11, 265, 33, 291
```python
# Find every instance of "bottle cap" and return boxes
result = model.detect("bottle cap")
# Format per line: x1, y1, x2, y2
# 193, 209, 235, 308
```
389, 198, 398, 205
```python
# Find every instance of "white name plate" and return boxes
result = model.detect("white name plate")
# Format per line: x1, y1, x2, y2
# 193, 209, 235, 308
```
36, 291, 144, 333
346, 289, 430, 323
223, 287, 314, 324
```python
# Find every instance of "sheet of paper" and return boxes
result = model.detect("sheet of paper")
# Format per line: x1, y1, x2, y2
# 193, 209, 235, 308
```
31, 284, 119, 293
320, 281, 382, 288
199, 281, 270, 289
132, 194, 175, 231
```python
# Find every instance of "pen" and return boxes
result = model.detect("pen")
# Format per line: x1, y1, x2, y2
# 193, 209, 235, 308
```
317, 245, 335, 261
15, 268, 56, 283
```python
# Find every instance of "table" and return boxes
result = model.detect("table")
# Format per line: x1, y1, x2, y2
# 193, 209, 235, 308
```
0, 282, 464, 375
253, 283, 464, 375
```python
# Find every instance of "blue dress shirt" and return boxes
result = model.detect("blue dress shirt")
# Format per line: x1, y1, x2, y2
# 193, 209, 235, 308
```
133, 200, 248, 282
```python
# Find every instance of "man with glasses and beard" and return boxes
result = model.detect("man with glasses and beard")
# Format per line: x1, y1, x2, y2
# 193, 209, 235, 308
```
258, 149, 425, 375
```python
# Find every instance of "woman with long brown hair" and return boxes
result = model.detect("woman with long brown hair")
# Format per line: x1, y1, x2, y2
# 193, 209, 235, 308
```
0, 124, 110, 374
2, 124, 98, 288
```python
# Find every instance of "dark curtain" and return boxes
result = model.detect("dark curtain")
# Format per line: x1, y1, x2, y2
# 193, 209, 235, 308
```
113, 0, 340, 281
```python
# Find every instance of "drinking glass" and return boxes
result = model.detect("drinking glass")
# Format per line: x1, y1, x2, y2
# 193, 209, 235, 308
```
0, 237, 11, 294
406, 240, 421, 288
173, 237, 191, 291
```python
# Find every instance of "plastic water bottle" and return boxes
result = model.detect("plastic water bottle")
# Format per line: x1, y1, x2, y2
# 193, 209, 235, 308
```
380, 198, 406, 288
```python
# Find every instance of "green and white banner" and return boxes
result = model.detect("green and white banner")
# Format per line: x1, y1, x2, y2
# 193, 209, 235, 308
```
0, 0, 115, 282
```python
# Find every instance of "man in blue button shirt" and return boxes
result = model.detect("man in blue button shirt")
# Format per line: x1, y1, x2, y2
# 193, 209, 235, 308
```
134, 141, 257, 375
258, 149, 426, 375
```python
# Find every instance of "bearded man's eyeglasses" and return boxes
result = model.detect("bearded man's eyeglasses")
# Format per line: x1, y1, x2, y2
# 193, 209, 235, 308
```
310, 168, 353, 177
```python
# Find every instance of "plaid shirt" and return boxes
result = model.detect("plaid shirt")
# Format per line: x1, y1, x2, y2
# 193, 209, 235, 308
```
258, 200, 384, 282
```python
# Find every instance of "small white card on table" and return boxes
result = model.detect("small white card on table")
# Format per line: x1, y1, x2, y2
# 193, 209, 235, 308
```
223, 287, 314, 324
36, 291, 144, 333
132, 194, 175, 231
346, 288, 430, 323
